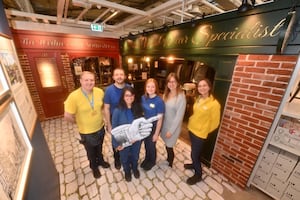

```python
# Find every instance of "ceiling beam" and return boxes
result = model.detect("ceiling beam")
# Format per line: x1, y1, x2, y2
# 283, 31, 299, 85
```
57, 0, 66, 24
200, 0, 225, 13
101, 11, 119, 25
13, 0, 34, 12
88, 0, 147, 16
174, 9, 196, 18
115, 0, 182, 28
92, 8, 112, 24
63, 0, 70, 19
75, 5, 92, 21
9, 20, 121, 38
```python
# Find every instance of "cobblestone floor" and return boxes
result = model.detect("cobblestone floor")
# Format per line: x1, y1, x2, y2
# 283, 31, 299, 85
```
41, 118, 269, 200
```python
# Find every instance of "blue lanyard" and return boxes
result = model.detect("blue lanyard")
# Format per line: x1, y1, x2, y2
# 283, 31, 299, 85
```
82, 89, 94, 110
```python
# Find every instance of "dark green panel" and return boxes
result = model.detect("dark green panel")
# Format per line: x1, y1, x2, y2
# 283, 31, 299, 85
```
202, 79, 232, 166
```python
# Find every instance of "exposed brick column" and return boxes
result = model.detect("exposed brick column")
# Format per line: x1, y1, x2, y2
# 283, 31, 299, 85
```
18, 53, 46, 120
60, 53, 75, 93
212, 54, 297, 188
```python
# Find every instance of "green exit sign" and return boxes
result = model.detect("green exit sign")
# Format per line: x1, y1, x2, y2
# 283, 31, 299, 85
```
90, 24, 103, 32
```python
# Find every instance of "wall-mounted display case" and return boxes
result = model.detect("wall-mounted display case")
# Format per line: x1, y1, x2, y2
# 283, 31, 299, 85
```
71, 56, 114, 89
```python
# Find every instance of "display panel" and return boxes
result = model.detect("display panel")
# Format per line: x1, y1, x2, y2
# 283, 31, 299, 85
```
0, 36, 37, 137
0, 99, 32, 200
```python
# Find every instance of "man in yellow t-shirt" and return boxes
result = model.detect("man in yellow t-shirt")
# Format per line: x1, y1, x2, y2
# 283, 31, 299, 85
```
64, 71, 110, 178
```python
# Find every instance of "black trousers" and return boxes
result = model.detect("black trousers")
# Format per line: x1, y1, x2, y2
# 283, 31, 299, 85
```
80, 127, 105, 170
189, 131, 205, 176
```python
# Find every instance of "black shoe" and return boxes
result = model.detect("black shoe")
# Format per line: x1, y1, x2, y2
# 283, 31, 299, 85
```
114, 160, 121, 170
92, 169, 101, 179
125, 172, 132, 182
133, 170, 140, 178
186, 174, 202, 185
140, 160, 148, 168
143, 162, 155, 171
168, 161, 173, 168
99, 161, 110, 168
184, 163, 193, 169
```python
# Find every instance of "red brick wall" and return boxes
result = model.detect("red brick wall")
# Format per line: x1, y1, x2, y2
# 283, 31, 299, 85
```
212, 54, 298, 188
18, 53, 46, 120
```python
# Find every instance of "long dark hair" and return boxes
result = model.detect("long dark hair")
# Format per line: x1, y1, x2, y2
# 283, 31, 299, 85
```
163, 72, 183, 101
118, 86, 143, 118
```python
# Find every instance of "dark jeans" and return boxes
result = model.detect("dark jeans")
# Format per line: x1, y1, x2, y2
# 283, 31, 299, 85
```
119, 140, 142, 173
189, 131, 205, 176
143, 124, 157, 165
80, 127, 105, 170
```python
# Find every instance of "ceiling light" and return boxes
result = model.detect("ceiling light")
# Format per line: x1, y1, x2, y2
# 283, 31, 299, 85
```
238, 0, 254, 13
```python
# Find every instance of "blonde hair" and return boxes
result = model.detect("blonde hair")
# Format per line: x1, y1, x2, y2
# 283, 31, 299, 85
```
80, 71, 95, 79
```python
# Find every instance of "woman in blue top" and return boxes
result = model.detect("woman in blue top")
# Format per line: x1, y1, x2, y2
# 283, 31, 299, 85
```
141, 78, 165, 171
111, 86, 143, 182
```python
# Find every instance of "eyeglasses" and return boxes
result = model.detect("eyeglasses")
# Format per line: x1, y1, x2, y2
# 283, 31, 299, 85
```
124, 94, 134, 97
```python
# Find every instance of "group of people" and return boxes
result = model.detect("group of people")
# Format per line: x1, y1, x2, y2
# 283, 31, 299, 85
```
64, 67, 221, 185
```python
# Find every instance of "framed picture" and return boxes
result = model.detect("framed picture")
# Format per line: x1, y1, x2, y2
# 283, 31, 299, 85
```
0, 37, 37, 138
74, 65, 83, 76
0, 51, 23, 90
0, 61, 9, 101
0, 98, 33, 200
0, 61, 9, 98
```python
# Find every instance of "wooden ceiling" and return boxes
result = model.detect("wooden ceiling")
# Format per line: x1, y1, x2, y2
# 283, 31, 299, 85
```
3, 0, 273, 38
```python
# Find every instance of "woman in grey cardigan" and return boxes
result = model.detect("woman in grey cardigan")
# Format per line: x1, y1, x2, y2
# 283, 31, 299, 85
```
160, 72, 186, 167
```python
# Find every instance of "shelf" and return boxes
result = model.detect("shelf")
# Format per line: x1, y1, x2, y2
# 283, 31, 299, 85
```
282, 98, 300, 119
251, 183, 279, 200
269, 141, 300, 156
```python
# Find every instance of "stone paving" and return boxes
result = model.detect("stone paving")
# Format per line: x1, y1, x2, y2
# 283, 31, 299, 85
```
41, 118, 240, 200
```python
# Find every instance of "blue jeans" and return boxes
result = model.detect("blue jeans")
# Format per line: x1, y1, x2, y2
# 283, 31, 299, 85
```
120, 140, 142, 173
80, 127, 105, 170
189, 131, 205, 176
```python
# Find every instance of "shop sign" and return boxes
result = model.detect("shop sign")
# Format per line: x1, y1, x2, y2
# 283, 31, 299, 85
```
122, 8, 299, 54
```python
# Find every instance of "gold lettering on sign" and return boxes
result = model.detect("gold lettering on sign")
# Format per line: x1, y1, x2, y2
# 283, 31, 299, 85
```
191, 19, 286, 47
177, 35, 188, 45
39, 39, 64, 47
86, 42, 116, 49
21, 38, 35, 46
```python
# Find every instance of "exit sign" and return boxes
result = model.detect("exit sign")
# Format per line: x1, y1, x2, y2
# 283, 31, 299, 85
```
90, 24, 103, 32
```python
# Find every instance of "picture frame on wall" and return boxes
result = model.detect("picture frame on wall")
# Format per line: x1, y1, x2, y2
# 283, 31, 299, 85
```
0, 61, 9, 102
0, 98, 33, 200
0, 36, 37, 138
0, 51, 23, 90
